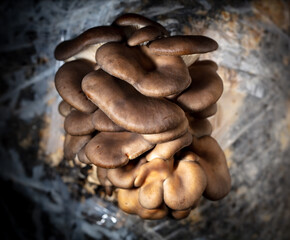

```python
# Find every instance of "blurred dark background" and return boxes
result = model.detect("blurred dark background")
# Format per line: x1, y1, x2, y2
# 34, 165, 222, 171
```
0, 0, 289, 239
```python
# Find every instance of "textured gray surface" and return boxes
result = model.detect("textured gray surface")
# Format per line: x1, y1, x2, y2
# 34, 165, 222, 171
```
0, 0, 289, 239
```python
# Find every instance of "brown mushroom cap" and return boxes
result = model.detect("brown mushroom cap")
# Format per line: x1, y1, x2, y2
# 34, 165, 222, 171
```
76, 146, 91, 164
176, 60, 223, 112
146, 132, 192, 161
187, 116, 212, 138
82, 69, 186, 134
189, 136, 231, 200
190, 103, 217, 119
113, 13, 168, 35
55, 60, 97, 113
136, 158, 170, 209
163, 159, 207, 210
85, 132, 154, 168
102, 157, 147, 189
58, 100, 73, 117
127, 25, 165, 46
92, 109, 125, 132
54, 26, 124, 61
95, 42, 191, 97
148, 35, 218, 55
170, 209, 191, 219
64, 134, 92, 160
64, 110, 95, 135
118, 188, 168, 220
135, 157, 207, 211
142, 117, 188, 144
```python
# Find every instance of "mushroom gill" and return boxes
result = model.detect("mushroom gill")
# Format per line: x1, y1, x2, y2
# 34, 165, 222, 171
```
54, 13, 231, 220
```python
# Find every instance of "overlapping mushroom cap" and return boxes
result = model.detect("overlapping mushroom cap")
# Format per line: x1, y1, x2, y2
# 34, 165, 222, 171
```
54, 13, 231, 220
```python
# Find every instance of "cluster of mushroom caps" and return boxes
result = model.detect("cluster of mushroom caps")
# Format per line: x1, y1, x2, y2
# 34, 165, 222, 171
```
54, 13, 231, 220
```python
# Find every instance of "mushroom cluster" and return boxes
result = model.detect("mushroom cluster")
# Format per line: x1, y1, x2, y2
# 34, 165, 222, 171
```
54, 13, 231, 220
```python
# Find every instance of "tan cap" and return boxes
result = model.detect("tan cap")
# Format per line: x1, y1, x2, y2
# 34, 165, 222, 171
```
189, 136, 231, 200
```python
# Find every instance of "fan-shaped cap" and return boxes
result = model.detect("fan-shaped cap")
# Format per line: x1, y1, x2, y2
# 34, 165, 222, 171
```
98, 157, 147, 189
82, 70, 186, 134
148, 35, 218, 55
146, 132, 192, 161
118, 188, 168, 220
76, 146, 91, 164
54, 26, 124, 61
85, 132, 154, 168
189, 136, 231, 200
58, 100, 73, 117
64, 134, 92, 160
96, 42, 191, 97
176, 60, 223, 112
163, 159, 207, 210
64, 110, 95, 136
55, 60, 97, 113
134, 157, 207, 211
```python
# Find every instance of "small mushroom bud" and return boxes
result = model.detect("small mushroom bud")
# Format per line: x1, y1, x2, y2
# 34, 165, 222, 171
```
54, 13, 230, 220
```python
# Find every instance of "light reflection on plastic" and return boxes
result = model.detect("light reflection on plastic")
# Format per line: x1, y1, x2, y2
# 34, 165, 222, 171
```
96, 213, 117, 225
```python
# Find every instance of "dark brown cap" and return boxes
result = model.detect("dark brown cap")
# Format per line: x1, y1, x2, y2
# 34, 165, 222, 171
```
54, 26, 124, 61
92, 109, 125, 132
64, 110, 95, 135
63, 134, 92, 160
148, 35, 218, 55
176, 60, 223, 112
95, 42, 191, 97
113, 13, 168, 35
58, 100, 73, 117
55, 60, 97, 113
85, 132, 154, 168
127, 25, 166, 46
82, 70, 186, 134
